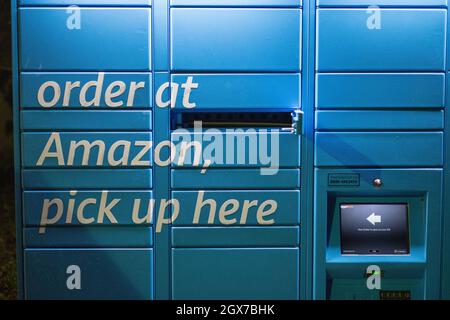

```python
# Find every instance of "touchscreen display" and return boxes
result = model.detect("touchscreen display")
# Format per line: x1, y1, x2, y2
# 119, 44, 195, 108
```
340, 203, 410, 255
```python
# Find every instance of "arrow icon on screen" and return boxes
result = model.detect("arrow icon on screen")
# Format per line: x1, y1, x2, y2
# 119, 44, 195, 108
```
367, 212, 381, 226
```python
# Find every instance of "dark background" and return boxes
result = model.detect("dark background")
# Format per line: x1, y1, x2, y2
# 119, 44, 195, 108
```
0, 0, 18, 300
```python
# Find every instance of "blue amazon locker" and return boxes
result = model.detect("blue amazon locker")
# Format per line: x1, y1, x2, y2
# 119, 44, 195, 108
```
10, 0, 450, 300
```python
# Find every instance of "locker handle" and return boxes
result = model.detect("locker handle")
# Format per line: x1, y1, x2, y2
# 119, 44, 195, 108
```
281, 110, 303, 135
292, 109, 303, 135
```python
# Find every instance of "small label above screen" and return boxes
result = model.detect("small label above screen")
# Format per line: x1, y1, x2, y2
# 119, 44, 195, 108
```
340, 203, 410, 255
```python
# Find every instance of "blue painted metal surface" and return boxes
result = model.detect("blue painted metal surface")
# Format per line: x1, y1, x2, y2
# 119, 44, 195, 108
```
172, 248, 299, 299
20, 8, 152, 71
22, 111, 153, 130
171, 8, 301, 71
22, 132, 153, 167
317, 0, 447, 6
442, 14, 450, 298
25, 249, 153, 299
172, 227, 299, 247
171, 169, 301, 189
24, 227, 153, 248
21, 73, 152, 108
172, 190, 300, 225
11, 0, 24, 300
171, 0, 302, 6
316, 74, 445, 109
11, 0, 450, 300
23, 191, 153, 225
171, 131, 301, 167
317, 9, 446, 71
316, 111, 444, 130
152, 70, 171, 299
22, 169, 153, 190
171, 74, 300, 110
315, 132, 443, 167
21, 0, 152, 5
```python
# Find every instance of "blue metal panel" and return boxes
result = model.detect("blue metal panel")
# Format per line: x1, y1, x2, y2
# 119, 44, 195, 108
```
25, 249, 153, 300
23, 190, 153, 226
172, 227, 299, 247
21, 73, 152, 109
171, 74, 300, 110
442, 6, 450, 299
24, 227, 153, 248
20, 0, 152, 5
22, 132, 152, 168
316, 74, 445, 109
172, 248, 299, 299
171, 169, 301, 189
171, 8, 301, 71
442, 55, 450, 300
318, 0, 447, 6
328, 280, 424, 300
316, 111, 444, 130
317, 9, 446, 71
300, 0, 314, 300
11, 0, 25, 300
20, 8, 152, 71
22, 169, 153, 189
171, 131, 301, 168
171, 0, 302, 6
325, 263, 426, 276
152, 72, 171, 300
22, 111, 152, 131
172, 190, 300, 225
153, 0, 169, 71
315, 132, 443, 167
